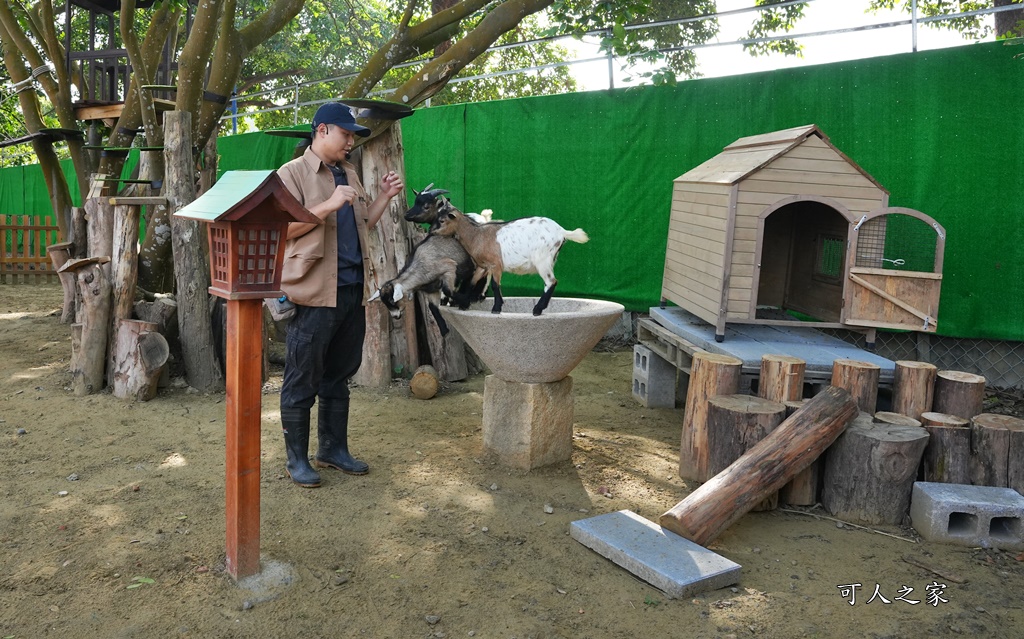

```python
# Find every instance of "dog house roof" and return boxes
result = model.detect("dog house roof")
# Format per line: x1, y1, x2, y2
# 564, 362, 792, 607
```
675, 124, 887, 193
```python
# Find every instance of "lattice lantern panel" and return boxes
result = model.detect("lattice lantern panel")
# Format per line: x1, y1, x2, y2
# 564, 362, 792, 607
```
207, 221, 286, 300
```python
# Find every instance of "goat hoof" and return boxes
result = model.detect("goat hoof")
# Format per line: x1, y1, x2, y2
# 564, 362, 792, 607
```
533, 308, 544, 316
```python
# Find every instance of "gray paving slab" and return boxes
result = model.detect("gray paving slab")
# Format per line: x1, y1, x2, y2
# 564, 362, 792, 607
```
648, 306, 895, 380
569, 510, 741, 599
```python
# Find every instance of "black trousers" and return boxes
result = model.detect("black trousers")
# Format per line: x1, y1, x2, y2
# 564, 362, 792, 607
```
280, 284, 365, 411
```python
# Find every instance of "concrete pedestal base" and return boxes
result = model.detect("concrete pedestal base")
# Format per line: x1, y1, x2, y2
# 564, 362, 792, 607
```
482, 375, 574, 470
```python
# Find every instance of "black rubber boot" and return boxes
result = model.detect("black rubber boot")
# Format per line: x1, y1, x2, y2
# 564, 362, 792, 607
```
314, 398, 369, 475
281, 407, 321, 488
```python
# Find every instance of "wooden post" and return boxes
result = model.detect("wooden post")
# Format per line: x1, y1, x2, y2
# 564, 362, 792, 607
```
821, 421, 930, 525
919, 413, 970, 484
660, 386, 858, 546
758, 354, 805, 403
933, 370, 986, 420
831, 359, 880, 413
47, 241, 76, 323
224, 298, 264, 580
969, 413, 1024, 491
61, 258, 112, 395
892, 360, 937, 420
109, 204, 142, 379
679, 352, 742, 482
706, 394, 786, 510
759, 355, 810, 505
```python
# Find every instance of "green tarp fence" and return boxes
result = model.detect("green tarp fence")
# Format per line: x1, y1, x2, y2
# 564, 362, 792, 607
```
2, 41, 1022, 341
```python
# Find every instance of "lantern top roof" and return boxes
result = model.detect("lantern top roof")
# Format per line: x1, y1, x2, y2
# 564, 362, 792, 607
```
173, 170, 320, 226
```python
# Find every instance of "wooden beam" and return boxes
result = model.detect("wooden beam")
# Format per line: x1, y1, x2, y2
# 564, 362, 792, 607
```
108, 196, 169, 206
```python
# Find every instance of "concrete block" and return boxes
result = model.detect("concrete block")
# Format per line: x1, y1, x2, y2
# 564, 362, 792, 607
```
482, 375, 574, 470
570, 510, 741, 599
632, 344, 676, 408
910, 482, 1024, 550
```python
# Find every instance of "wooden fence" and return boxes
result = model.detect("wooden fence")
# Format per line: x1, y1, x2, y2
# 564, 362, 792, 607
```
1, 214, 60, 284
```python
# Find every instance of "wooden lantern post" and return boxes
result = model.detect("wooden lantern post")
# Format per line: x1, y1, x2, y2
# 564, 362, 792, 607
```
174, 171, 320, 580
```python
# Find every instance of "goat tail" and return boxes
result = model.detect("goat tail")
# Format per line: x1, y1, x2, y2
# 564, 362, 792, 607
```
564, 228, 589, 244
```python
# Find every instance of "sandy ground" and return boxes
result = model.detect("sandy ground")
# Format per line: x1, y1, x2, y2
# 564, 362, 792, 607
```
2, 283, 1023, 639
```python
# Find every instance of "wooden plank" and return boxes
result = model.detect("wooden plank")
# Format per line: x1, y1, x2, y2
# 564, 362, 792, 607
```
663, 259, 723, 301
661, 278, 720, 319
108, 196, 169, 206
665, 246, 725, 277
666, 230, 726, 259
669, 206, 729, 231
740, 178, 884, 201
848, 272, 939, 329
672, 189, 732, 208
673, 182, 734, 196
736, 189, 884, 210
667, 221, 727, 244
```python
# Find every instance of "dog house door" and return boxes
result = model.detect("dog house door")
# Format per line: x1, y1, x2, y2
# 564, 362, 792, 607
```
843, 207, 946, 333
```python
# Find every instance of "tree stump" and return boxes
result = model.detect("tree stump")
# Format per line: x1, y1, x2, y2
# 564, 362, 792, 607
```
679, 352, 743, 482
660, 386, 858, 545
47, 241, 76, 324
410, 365, 440, 400
59, 257, 112, 395
892, 360, 937, 420
969, 413, 1024, 491
933, 370, 986, 420
109, 203, 142, 380
758, 354, 805, 403
707, 394, 787, 510
821, 421, 930, 525
919, 414, 971, 484
831, 359, 880, 413
111, 319, 169, 401
873, 412, 922, 428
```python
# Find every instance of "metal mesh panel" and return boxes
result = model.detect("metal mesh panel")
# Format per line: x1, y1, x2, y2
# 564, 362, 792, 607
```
855, 214, 938, 272
819, 328, 1024, 390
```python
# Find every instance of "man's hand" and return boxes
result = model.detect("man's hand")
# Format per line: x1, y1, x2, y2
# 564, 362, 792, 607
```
326, 184, 357, 211
380, 171, 404, 199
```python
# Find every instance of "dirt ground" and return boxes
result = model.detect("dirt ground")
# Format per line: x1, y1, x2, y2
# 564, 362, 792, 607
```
2, 283, 1023, 639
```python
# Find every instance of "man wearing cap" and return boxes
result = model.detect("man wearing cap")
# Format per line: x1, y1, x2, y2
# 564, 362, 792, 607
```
275, 102, 404, 488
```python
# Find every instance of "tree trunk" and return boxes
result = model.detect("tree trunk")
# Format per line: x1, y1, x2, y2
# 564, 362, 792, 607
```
969, 413, 1024, 491
821, 421, 930, 525
892, 360, 937, 421
706, 394, 787, 511
164, 111, 223, 391
660, 386, 858, 545
137, 200, 176, 293
354, 303, 392, 387
359, 122, 416, 383
831, 359, 880, 413
995, 0, 1024, 37
679, 352, 743, 482
111, 319, 169, 401
933, 370, 986, 420
71, 207, 88, 259
85, 196, 115, 273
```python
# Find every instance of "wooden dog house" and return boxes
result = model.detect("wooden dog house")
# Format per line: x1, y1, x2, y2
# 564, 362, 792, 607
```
662, 124, 945, 343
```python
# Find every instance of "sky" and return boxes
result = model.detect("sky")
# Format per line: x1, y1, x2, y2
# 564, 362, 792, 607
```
564, 0, 996, 90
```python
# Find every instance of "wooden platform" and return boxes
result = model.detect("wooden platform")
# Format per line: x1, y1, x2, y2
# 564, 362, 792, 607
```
642, 306, 895, 386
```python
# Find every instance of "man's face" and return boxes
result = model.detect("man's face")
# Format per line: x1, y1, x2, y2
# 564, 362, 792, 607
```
316, 123, 356, 163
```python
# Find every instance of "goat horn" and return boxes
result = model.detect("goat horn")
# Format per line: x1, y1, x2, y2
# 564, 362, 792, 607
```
426, 188, 450, 197
423, 182, 435, 192
367, 289, 381, 302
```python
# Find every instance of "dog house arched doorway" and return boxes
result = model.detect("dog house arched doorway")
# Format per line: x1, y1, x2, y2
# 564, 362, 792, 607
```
754, 196, 856, 324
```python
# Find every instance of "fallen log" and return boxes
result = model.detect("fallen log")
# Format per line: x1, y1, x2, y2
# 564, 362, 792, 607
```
660, 386, 857, 546
410, 365, 440, 400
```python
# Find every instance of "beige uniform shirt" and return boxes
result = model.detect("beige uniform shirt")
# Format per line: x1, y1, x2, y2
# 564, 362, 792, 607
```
276, 146, 375, 308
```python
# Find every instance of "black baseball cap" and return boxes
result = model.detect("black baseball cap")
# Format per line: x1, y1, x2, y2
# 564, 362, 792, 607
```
311, 102, 371, 137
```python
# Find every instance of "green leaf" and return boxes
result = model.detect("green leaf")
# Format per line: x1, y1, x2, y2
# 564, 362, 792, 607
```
126, 583, 143, 589
176, 515, 188, 520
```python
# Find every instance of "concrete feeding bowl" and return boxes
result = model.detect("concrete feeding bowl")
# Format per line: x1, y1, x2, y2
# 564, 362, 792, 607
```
440, 297, 625, 383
